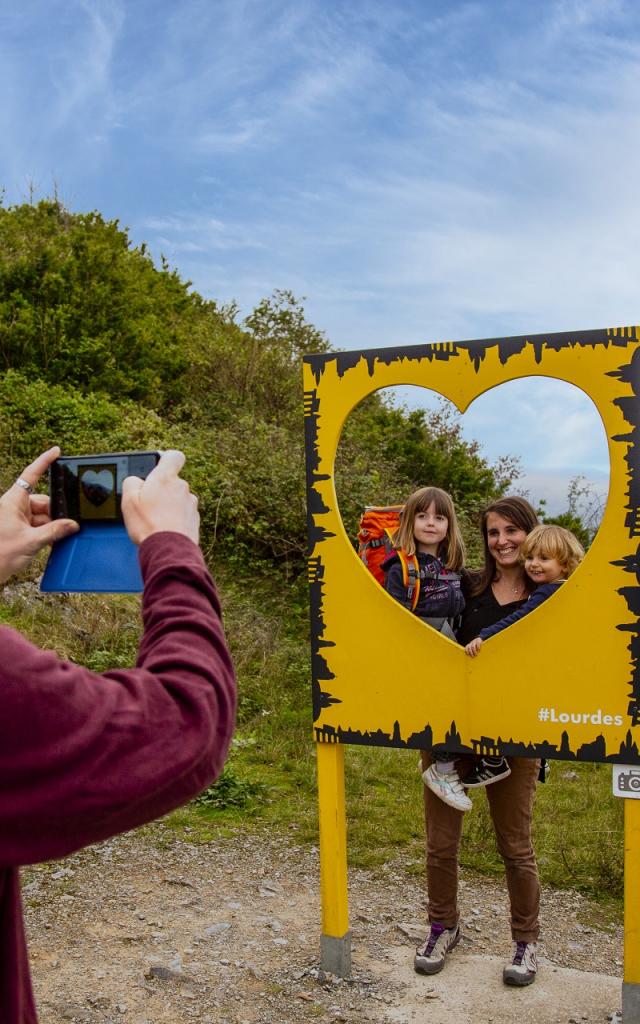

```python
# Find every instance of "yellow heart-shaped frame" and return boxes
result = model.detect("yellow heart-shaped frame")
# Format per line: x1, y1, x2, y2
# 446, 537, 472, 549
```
304, 326, 640, 765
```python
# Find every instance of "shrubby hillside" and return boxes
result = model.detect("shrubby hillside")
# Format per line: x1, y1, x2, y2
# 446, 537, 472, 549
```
0, 198, 516, 567
0, 198, 619, 898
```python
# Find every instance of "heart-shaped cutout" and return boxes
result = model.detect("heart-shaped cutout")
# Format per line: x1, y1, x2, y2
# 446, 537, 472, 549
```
336, 377, 609, 629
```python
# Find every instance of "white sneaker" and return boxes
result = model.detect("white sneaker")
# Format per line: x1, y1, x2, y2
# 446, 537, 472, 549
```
503, 941, 537, 986
423, 764, 472, 812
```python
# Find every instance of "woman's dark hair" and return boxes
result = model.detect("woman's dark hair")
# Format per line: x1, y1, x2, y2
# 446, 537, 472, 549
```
470, 496, 539, 597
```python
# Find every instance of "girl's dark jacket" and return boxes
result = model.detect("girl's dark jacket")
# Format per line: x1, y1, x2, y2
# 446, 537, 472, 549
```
382, 550, 465, 620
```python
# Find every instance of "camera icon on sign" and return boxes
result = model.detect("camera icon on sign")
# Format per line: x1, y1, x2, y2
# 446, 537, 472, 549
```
618, 769, 640, 793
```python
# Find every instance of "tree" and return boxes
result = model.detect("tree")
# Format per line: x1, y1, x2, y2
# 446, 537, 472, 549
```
0, 198, 201, 408
543, 476, 604, 550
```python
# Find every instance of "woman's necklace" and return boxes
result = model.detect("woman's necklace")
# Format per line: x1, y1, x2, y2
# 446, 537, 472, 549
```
493, 575, 525, 600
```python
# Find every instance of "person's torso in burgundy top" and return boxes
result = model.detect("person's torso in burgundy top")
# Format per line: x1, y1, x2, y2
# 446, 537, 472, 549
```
0, 532, 236, 1023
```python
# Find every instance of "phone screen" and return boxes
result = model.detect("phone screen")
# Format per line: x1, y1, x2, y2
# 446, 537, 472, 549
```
50, 452, 159, 523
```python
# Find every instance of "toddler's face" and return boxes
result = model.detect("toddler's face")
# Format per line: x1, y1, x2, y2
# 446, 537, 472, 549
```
524, 549, 567, 585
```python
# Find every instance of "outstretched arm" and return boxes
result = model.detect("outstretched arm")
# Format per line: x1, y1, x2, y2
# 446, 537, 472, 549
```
0, 452, 236, 867
478, 584, 560, 641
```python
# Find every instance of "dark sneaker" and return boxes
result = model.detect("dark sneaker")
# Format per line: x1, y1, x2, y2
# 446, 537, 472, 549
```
414, 923, 461, 975
461, 757, 511, 788
503, 941, 537, 986
423, 765, 472, 811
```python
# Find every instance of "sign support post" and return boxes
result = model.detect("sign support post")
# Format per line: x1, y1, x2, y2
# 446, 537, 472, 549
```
316, 741, 351, 977
624, 798, 640, 1021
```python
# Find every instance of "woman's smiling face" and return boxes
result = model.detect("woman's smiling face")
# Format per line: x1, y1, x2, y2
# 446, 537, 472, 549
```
485, 511, 528, 571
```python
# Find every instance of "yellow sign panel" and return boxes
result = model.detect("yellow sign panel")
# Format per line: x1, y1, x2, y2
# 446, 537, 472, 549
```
304, 327, 640, 764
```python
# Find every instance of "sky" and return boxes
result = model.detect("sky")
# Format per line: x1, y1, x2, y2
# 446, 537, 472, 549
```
2, 0, 638, 513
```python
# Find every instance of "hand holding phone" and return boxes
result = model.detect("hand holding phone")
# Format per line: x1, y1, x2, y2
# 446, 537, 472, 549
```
43, 449, 197, 592
0, 446, 79, 584
122, 450, 199, 546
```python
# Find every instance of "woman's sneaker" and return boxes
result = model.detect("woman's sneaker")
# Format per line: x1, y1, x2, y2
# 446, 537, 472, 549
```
423, 765, 472, 811
503, 941, 537, 986
461, 757, 511, 788
414, 923, 461, 974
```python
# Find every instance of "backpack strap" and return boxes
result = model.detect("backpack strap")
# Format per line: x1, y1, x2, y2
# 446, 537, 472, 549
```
398, 550, 420, 612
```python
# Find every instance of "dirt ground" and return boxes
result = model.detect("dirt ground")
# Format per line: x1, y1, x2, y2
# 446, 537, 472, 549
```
23, 825, 623, 1024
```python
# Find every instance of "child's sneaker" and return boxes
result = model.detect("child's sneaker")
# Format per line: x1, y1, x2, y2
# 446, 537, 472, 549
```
423, 764, 472, 811
503, 941, 537, 986
461, 757, 511, 788
414, 922, 461, 974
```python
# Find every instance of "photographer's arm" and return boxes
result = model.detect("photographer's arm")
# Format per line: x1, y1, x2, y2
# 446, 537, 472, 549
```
0, 451, 236, 866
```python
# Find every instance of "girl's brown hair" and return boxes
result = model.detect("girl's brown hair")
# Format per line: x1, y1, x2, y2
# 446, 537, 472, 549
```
471, 496, 539, 597
393, 486, 466, 572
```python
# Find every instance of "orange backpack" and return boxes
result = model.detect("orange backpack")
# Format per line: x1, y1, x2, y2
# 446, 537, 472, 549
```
357, 505, 420, 611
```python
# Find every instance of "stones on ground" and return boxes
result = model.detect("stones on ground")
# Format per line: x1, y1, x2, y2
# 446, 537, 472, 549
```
395, 922, 425, 942
144, 964, 183, 981
203, 921, 232, 937
258, 881, 279, 897
59, 1004, 91, 1022
51, 867, 75, 880
25, 829, 623, 1024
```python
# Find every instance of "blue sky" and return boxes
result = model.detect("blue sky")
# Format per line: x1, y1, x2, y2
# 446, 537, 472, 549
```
2, 0, 637, 513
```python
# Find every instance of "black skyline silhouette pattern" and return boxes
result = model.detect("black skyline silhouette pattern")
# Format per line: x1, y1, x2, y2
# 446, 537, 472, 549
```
305, 326, 635, 383
312, 719, 640, 764
609, 343, 640, 725
304, 327, 640, 765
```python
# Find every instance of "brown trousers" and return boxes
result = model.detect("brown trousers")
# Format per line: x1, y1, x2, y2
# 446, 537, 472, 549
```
422, 753, 541, 942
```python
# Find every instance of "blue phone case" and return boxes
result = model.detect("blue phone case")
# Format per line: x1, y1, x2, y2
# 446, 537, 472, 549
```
40, 523, 142, 593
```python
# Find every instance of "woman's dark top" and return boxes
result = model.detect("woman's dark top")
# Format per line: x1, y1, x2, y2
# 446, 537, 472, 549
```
456, 584, 527, 645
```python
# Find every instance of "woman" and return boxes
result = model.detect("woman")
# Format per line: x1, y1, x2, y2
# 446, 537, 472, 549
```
415, 497, 541, 988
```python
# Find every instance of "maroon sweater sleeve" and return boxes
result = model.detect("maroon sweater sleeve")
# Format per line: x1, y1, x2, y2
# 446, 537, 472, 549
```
0, 532, 236, 866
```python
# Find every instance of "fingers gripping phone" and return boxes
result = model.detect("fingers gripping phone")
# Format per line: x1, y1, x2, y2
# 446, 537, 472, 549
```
49, 451, 160, 524
42, 451, 161, 592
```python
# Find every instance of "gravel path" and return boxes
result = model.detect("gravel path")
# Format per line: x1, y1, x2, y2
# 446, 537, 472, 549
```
22, 825, 623, 1024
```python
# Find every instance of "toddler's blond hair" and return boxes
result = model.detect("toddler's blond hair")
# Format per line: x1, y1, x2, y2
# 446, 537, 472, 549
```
521, 524, 584, 577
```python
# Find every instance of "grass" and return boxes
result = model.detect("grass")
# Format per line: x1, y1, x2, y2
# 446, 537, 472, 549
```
3, 555, 625, 914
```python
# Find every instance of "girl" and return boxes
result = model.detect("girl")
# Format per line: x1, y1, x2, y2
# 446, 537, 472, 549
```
382, 486, 471, 812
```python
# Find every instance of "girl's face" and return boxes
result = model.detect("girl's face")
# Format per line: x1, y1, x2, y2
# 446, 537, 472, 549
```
524, 550, 567, 585
414, 501, 448, 555
485, 512, 528, 572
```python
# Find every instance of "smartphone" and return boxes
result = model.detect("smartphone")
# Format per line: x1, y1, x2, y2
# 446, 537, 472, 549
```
49, 451, 161, 524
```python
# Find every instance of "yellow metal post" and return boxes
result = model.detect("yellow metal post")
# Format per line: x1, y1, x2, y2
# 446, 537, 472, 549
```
316, 740, 351, 976
624, 798, 640, 1021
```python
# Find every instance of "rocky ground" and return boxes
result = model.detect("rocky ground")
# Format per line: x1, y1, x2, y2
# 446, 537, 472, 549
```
23, 825, 624, 1024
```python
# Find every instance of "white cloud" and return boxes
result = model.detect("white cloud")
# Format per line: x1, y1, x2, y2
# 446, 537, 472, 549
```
385, 377, 610, 514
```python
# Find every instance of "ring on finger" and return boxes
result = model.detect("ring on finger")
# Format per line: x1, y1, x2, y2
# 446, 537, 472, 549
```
16, 478, 34, 495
